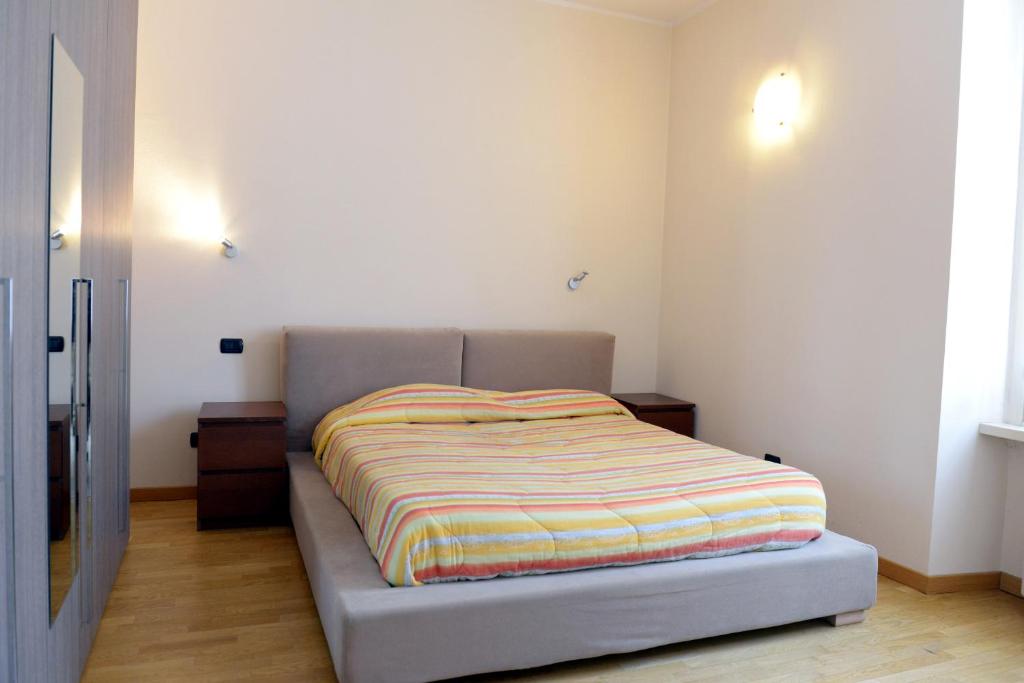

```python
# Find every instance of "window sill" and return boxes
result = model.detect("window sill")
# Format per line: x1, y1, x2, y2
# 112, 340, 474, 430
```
979, 422, 1024, 443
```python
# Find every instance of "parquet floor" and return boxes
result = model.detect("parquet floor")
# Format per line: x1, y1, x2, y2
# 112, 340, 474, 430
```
83, 501, 1024, 682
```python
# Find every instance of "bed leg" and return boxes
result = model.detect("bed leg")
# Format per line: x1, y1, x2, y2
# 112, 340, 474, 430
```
826, 610, 866, 627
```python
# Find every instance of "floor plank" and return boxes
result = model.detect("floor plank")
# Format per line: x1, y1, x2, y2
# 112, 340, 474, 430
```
83, 500, 335, 683
84, 501, 1024, 682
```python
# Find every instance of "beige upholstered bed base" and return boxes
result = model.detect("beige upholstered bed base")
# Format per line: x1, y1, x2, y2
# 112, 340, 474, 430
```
279, 326, 878, 683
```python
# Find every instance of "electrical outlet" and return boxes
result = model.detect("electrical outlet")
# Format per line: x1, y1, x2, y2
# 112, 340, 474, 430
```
219, 338, 244, 354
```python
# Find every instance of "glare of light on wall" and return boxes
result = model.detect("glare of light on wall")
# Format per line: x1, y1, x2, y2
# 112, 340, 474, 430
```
752, 71, 802, 145
172, 191, 223, 244
162, 184, 238, 258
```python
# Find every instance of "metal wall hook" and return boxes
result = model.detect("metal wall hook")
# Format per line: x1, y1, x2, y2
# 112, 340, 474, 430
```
221, 238, 238, 259
567, 271, 589, 291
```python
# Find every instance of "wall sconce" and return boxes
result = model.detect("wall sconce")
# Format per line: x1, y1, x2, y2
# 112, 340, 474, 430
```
567, 271, 589, 291
753, 71, 801, 143
50, 227, 65, 251
221, 237, 238, 259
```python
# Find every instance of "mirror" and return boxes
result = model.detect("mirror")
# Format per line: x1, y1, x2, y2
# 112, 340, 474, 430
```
47, 36, 83, 623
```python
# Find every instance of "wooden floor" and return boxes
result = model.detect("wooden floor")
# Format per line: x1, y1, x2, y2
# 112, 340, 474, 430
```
84, 501, 1024, 683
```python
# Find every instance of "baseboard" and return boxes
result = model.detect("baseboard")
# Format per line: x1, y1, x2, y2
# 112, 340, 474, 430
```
1000, 572, 1022, 596
877, 556, 1001, 595
927, 570, 1002, 594
130, 486, 197, 502
877, 557, 930, 593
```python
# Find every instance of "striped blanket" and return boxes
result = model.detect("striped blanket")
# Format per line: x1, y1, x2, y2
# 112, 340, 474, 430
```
313, 385, 826, 587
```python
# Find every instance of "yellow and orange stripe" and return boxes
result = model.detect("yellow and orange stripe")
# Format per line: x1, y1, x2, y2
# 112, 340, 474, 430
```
314, 385, 826, 587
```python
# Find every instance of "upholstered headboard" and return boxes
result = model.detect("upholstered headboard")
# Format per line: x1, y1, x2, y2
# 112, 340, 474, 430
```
461, 329, 614, 394
280, 326, 616, 451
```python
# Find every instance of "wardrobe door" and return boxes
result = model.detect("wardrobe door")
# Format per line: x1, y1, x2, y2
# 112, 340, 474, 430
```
53, 0, 138, 655
51, 0, 128, 651
91, 0, 138, 624
1, 0, 57, 680
109, 0, 138, 561
61, 0, 107, 645
50, 0, 137, 670
51, 0, 113, 676
0, 268, 14, 682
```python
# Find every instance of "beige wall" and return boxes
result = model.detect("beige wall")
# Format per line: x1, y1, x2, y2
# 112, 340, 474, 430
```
131, 0, 672, 487
135, 0, 1015, 579
657, 0, 964, 573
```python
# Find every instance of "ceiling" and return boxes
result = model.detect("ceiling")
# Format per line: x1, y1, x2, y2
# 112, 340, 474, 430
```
561, 0, 718, 25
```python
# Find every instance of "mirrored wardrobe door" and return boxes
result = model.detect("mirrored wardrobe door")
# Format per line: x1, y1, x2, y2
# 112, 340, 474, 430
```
47, 34, 84, 625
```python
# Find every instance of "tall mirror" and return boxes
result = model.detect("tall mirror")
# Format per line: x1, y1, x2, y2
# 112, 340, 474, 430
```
47, 36, 83, 623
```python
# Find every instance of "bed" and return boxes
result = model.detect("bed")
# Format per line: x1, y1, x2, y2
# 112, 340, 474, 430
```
282, 326, 877, 683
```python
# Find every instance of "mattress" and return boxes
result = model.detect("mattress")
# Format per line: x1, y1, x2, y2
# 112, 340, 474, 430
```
313, 384, 826, 586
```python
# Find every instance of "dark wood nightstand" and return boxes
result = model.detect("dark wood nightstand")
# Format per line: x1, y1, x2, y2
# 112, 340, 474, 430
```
612, 393, 696, 438
197, 401, 288, 530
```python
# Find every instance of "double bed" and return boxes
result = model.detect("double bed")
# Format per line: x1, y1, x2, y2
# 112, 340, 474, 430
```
282, 326, 877, 683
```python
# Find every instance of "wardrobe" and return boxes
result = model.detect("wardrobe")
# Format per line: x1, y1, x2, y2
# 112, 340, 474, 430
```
1, 0, 138, 680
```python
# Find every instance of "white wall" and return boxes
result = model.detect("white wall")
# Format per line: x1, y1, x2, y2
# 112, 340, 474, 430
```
929, 0, 1023, 576
658, 0, 964, 573
131, 0, 672, 487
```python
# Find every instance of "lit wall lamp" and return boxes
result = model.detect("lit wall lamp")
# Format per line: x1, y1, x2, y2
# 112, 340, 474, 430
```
567, 271, 589, 291
752, 70, 801, 144
50, 227, 65, 251
221, 237, 238, 259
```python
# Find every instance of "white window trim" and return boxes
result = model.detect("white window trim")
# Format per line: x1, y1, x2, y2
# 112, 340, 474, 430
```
980, 421, 1024, 443
985, 80, 1024, 440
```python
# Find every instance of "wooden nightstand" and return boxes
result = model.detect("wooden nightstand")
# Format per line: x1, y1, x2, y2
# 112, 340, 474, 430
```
612, 393, 696, 438
197, 401, 288, 530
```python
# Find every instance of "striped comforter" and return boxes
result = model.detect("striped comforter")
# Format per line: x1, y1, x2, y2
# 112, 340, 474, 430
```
313, 385, 826, 587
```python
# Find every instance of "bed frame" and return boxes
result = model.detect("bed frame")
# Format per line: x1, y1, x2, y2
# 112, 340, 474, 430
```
281, 326, 878, 683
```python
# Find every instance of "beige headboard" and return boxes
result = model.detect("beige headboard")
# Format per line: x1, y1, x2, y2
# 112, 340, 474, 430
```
461, 329, 614, 394
280, 326, 616, 451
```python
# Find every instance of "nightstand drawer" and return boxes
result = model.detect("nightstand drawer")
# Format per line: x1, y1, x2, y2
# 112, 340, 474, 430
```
198, 423, 286, 472
638, 410, 694, 437
197, 470, 288, 527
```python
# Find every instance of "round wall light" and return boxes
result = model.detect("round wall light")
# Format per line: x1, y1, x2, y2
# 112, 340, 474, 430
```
752, 71, 801, 144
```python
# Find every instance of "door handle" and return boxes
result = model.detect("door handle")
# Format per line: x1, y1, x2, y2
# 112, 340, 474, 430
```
72, 277, 93, 621
118, 278, 130, 533
0, 276, 15, 680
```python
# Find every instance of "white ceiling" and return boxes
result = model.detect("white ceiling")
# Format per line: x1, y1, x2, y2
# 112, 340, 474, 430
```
556, 0, 718, 25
